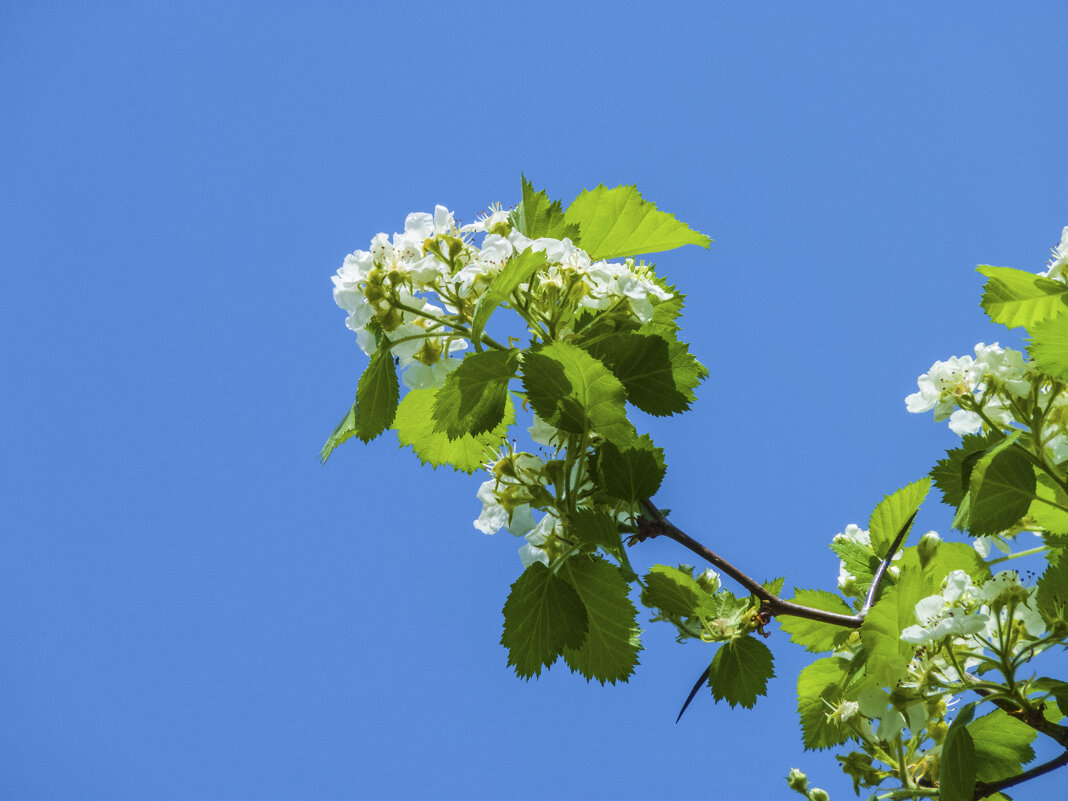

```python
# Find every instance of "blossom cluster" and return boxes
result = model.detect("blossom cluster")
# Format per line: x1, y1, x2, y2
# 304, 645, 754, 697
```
332, 204, 673, 390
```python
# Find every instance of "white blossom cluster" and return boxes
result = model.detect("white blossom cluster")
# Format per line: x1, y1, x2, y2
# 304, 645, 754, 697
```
900, 569, 1046, 656
332, 204, 673, 390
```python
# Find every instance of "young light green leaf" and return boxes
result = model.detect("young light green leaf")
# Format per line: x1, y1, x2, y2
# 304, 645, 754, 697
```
593, 435, 666, 505
1030, 473, 1068, 534
501, 562, 589, 679
868, 478, 930, 558
320, 401, 358, 463
796, 657, 850, 751
706, 636, 775, 709
940, 702, 979, 801
930, 433, 1000, 507
778, 590, 855, 653
968, 708, 1037, 782
521, 341, 633, 445
1032, 678, 1068, 714
509, 175, 580, 241
394, 389, 514, 472
561, 555, 641, 684
563, 184, 711, 260
977, 265, 1068, 329
469, 248, 548, 350
581, 332, 690, 416
641, 564, 716, 619
1028, 313, 1068, 381
830, 539, 879, 592
860, 568, 932, 686
432, 349, 519, 439
967, 442, 1036, 536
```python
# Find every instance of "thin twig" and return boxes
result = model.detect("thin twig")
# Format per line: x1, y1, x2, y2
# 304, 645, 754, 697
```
860, 511, 918, 616
973, 748, 1068, 799
635, 500, 863, 630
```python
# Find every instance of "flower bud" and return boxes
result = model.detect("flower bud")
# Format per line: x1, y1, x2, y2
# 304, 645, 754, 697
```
786, 768, 809, 793
918, 531, 941, 567
809, 789, 830, 801
696, 568, 721, 594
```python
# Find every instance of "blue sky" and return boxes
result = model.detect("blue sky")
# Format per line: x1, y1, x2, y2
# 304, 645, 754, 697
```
2, 3, 1067, 799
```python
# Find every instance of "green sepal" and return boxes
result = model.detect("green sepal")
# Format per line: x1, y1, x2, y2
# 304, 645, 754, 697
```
706, 636, 775, 709
1028, 313, 1068, 381
977, 265, 1068, 329
796, 657, 850, 751
940, 701, 979, 801
968, 708, 1037, 782
860, 567, 932, 686
868, 478, 930, 558
394, 389, 514, 472
593, 435, 666, 505
778, 590, 855, 653
431, 349, 519, 439
521, 341, 633, 445
509, 175, 580, 241
563, 184, 711, 260
500, 561, 589, 679
560, 555, 641, 684
469, 248, 548, 350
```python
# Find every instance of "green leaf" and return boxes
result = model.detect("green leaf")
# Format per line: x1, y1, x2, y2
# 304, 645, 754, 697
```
968, 708, 1037, 782
830, 539, 879, 592
593, 435, 666, 505
567, 507, 622, 552
860, 568, 932, 686
977, 265, 1068, 329
662, 336, 708, 406
509, 175, 581, 241
1032, 678, 1068, 714
967, 438, 1036, 536
431, 349, 519, 439
706, 636, 775, 709
320, 401, 358, 463
500, 562, 589, 679
940, 702, 978, 801
909, 541, 991, 585
868, 479, 930, 558
641, 564, 716, 618
1030, 473, 1068, 534
469, 248, 548, 350
762, 577, 785, 597
930, 433, 1001, 507
778, 590, 855, 653
1029, 313, 1068, 381
1036, 548, 1068, 622
394, 388, 514, 472
581, 332, 690, 416
561, 555, 641, 684
521, 341, 633, 445
322, 337, 402, 458
797, 657, 850, 751
562, 184, 711, 260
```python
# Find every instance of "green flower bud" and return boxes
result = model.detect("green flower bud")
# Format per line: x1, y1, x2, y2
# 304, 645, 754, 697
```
809, 788, 830, 801
786, 768, 809, 793
918, 531, 941, 567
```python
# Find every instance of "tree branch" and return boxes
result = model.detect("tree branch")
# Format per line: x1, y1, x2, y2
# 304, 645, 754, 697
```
634, 500, 863, 630
973, 748, 1068, 799
860, 511, 917, 616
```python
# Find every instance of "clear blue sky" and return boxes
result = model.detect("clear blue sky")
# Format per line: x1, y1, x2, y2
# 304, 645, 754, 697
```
2, 3, 1067, 799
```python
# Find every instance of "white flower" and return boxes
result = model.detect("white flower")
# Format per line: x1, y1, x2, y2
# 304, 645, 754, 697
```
973, 342, 1029, 397
473, 479, 534, 536
1041, 225, 1068, 281
528, 414, 563, 451
905, 356, 979, 417
402, 357, 461, 390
